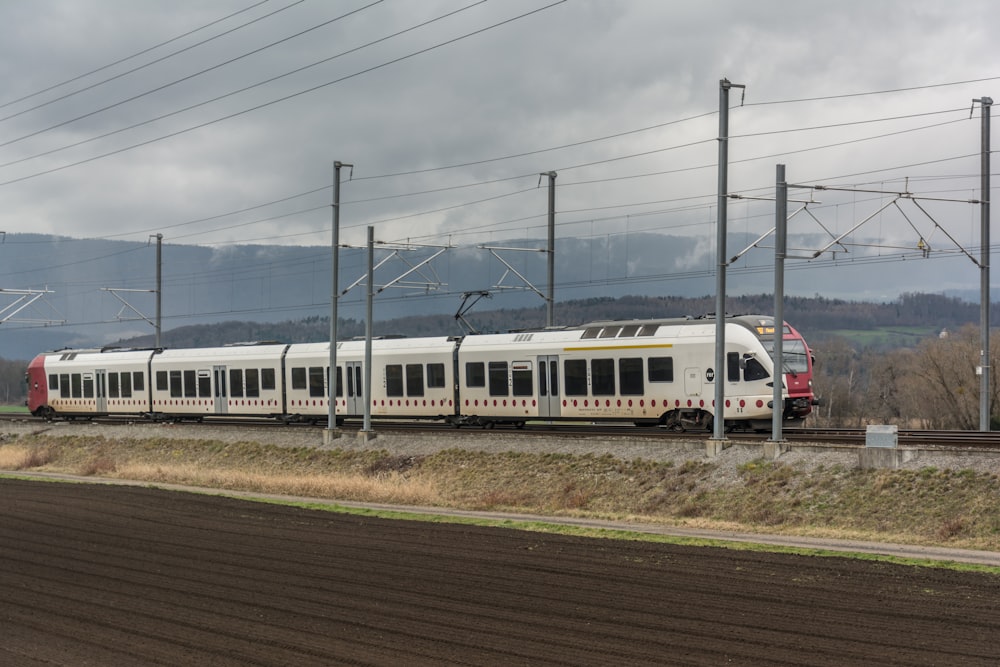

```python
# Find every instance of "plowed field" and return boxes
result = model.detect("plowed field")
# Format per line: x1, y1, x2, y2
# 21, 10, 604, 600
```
1, 478, 997, 666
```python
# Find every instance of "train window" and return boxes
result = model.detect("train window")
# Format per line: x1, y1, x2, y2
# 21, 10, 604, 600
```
169, 370, 182, 397
638, 325, 658, 336
133, 373, 144, 392
308, 366, 325, 398
261, 368, 276, 391
591, 358, 615, 395
336, 367, 343, 398
512, 361, 533, 396
156, 371, 168, 392
406, 364, 424, 397
427, 363, 446, 388
488, 361, 508, 397
620, 325, 640, 337
291, 367, 307, 390
245, 369, 259, 398
108, 373, 120, 398
581, 328, 601, 339
599, 327, 621, 339
71, 374, 83, 398
564, 359, 587, 396
386, 365, 404, 397
619, 358, 643, 395
727, 352, 740, 382
230, 369, 244, 398
183, 370, 197, 397
744, 357, 770, 382
465, 362, 485, 388
59, 374, 69, 396
49, 374, 58, 391
199, 370, 212, 397
121, 373, 132, 398
82, 375, 94, 399
648, 357, 673, 382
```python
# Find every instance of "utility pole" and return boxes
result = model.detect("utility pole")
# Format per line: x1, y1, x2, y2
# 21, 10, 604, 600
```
976, 98, 992, 431
771, 165, 787, 444
361, 225, 375, 437
153, 233, 162, 348
543, 171, 556, 327
712, 78, 744, 447
327, 160, 352, 442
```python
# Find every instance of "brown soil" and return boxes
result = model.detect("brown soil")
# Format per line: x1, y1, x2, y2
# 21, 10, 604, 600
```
1, 478, 998, 666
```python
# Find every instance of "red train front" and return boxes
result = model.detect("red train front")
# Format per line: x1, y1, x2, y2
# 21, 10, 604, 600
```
733, 316, 817, 423
25, 353, 50, 416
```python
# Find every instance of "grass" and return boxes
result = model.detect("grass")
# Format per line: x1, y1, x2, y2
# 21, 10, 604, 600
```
2, 433, 1000, 570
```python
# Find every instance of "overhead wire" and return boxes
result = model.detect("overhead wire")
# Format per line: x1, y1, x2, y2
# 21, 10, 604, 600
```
0, 0, 560, 186
0, 0, 376, 146
0, 0, 276, 112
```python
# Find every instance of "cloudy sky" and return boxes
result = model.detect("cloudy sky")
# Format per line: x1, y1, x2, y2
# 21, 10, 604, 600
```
0, 0, 997, 306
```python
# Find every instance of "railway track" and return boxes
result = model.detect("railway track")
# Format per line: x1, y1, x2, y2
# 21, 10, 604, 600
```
5, 412, 1000, 451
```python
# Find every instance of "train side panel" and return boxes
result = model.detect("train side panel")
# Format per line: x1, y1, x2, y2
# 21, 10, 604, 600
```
282, 338, 459, 421
455, 321, 780, 427
149, 344, 287, 419
27, 349, 154, 419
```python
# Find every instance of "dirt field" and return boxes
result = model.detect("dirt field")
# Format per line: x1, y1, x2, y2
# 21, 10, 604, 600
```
1, 478, 998, 666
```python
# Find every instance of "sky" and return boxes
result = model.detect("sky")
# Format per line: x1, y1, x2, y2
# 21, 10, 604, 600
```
0, 0, 998, 308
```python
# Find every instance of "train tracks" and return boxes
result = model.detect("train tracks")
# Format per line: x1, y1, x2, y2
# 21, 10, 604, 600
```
5, 412, 1000, 451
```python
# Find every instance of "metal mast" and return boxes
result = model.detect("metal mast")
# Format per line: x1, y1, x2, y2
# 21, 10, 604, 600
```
977, 98, 992, 431
713, 78, 743, 443
327, 160, 351, 439
543, 170, 556, 327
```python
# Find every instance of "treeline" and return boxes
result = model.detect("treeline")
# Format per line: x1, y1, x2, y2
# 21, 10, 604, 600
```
113, 292, 985, 350
811, 323, 1000, 429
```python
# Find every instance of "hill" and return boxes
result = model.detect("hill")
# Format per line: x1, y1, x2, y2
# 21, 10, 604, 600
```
107, 292, 980, 352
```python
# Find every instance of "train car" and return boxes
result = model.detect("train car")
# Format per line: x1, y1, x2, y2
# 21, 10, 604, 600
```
26, 347, 155, 419
455, 317, 779, 430
148, 343, 289, 420
282, 337, 459, 422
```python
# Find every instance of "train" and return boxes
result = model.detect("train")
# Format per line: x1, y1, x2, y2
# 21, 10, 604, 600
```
25, 315, 817, 431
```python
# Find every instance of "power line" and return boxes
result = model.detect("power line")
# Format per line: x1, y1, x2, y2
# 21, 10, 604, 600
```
0, 1, 546, 183
0, 0, 276, 112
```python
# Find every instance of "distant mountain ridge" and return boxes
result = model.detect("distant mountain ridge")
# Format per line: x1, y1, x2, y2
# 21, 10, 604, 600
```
110, 292, 983, 353
0, 232, 994, 359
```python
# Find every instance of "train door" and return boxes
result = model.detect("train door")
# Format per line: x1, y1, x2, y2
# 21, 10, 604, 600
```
94, 369, 107, 413
537, 355, 561, 419
684, 367, 702, 397
213, 365, 228, 414
345, 361, 364, 414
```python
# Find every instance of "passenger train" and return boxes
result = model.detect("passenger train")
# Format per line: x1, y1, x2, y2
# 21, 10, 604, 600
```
25, 315, 816, 431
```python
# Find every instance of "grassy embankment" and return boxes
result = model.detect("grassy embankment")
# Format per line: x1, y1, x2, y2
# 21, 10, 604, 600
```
1, 432, 999, 557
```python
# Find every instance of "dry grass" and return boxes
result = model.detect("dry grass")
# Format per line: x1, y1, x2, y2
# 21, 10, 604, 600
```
0, 444, 58, 470
116, 462, 440, 506
2, 434, 1000, 551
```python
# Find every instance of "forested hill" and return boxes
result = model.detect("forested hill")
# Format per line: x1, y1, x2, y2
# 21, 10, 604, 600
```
115, 292, 986, 351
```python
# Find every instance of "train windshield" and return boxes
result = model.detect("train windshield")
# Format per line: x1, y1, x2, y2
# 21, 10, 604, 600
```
762, 339, 810, 374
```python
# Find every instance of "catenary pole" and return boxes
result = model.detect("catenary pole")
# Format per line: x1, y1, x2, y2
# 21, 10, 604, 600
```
771, 164, 786, 442
544, 170, 557, 327
154, 233, 162, 348
327, 161, 351, 438
978, 98, 992, 431
362, 225, 375, 435
713, 79, 743, 442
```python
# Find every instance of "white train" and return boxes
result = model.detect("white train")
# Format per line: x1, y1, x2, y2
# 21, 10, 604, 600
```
26, 315, 816, 431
